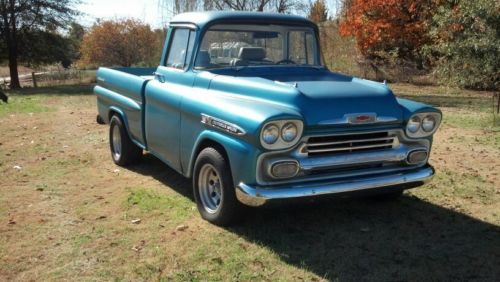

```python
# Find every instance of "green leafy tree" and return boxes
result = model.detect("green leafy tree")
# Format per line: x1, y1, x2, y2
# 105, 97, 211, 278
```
0, 0, 79, 88
425, 0, 499, 90
16, 29, 73, 67
65, 22, 85, 68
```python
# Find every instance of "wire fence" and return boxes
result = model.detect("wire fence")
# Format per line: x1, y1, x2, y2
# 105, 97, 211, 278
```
0, 69, 97, 90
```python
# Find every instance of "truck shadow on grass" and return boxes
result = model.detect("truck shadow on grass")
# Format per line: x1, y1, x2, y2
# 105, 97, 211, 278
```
130, 154, 500, 281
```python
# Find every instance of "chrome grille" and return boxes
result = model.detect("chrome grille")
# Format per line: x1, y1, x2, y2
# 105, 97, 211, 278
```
305, 132, 397, 156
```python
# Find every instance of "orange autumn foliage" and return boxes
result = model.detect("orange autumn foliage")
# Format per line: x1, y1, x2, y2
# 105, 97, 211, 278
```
339, 0, 434, 59
79, 19, 163, 67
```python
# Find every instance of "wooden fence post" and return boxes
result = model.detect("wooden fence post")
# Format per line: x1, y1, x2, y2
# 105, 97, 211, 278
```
493, 92, 499, 125
496, 92, 499, 114
32, 72, 38, 88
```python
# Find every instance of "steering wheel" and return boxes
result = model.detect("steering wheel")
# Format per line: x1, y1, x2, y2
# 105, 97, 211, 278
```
276, 59, 297, 65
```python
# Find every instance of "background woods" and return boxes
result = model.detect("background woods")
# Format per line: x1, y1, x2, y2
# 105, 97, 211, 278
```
0, 0, 498, 91
0, 1, 498, 281
79, 19, 163, 68
0, 0, 80, 89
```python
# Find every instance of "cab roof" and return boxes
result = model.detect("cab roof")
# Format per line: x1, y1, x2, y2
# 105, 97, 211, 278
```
169, 11, 317, 30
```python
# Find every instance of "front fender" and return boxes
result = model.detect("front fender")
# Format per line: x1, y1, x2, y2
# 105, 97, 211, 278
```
186, 130, 261, 186
397, 98, 441, 146
397, 98, 442, 121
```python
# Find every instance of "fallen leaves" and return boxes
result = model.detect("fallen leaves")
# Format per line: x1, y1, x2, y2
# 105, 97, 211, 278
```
176, 224, 188, 231
131, 240, 146, 252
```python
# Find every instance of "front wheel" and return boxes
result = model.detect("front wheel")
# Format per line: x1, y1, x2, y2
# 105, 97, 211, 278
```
109, 115, 142, 166
193, 147, 243, 226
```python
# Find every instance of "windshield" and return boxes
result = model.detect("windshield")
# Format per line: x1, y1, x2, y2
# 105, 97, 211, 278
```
194, 24, 320, 70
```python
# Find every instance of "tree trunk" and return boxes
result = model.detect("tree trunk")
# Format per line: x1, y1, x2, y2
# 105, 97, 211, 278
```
7, 39, 20, 89
5, 0, 20, 89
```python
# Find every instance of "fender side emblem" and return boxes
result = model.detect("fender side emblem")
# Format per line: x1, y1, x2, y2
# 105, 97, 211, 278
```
201, 114, 246, 136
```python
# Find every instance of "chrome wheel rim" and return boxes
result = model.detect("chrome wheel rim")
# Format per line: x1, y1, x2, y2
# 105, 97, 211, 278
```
112, 125, 122, 160
198, 164, 223, 214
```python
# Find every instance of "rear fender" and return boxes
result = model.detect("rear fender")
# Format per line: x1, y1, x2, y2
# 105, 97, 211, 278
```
108, 106, 146, 150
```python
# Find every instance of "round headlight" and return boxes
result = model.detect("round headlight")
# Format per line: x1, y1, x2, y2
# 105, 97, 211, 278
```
281, 122, 298, 142
422, 115, 436, 132
262, 124, 279, 144
407, 116, 421, 133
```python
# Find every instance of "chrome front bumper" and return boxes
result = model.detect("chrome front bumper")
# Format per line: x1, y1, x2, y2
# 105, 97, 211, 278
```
236, 165, 434, 207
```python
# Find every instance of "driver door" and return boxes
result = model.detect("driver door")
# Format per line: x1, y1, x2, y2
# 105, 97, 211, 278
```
145, 28, 196, 172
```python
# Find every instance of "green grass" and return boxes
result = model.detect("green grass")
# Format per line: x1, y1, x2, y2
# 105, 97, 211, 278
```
0, 95, 53, 117
0, 84, 94, 118
125, 187, 194, 222
443, 110, 500, 131
392, 84, 495, 110
0, 193, 5, 217
6, 84, 94, 96
419, 169, 498, 205
448, 131, 500, 148
1, 83, 499, 281
176, 233, 293, 281
392, 83, 500, 131
72, 234, 94, 248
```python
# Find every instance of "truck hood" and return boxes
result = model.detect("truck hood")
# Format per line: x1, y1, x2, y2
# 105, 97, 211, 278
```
208, 68, 403, 126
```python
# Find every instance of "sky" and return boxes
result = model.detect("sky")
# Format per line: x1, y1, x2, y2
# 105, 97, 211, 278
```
77, 0, 164, 28
77, 0, 338, 29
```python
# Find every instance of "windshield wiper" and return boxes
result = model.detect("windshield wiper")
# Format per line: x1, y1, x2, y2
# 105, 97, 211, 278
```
305, 65, 325, 70
233, 65, 249, 72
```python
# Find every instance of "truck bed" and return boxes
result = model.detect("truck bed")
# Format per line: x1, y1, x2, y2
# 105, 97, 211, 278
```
95, 67, 156, 147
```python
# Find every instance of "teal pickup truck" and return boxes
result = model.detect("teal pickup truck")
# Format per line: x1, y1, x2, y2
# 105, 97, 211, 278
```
95, 11, 441, 226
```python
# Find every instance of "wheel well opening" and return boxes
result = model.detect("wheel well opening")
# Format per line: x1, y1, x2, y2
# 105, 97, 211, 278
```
193, 139, 231, 175
108, 110, 120, 122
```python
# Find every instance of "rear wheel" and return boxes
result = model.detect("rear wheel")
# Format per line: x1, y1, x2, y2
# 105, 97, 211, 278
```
193, 147, 242, 226
109, 115, 142, 166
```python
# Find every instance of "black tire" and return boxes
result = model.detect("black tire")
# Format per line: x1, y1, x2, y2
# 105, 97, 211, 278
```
96, 114, 105, 125
193, 147, 243, 226
109, 115, 142, 166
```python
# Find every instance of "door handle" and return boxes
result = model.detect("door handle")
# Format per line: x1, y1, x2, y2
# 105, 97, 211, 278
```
154, 72, 165, 83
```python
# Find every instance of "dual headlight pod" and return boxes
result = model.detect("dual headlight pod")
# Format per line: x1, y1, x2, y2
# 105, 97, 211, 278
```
406, 112, 442, 138
260, 120, 304, 150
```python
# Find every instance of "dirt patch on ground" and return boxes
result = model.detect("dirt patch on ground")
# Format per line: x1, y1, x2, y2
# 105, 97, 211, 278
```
0, 90, 499, 281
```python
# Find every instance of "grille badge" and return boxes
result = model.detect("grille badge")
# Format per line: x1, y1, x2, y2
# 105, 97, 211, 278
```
347, 113, 377, 124
318, 113, 398, 125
